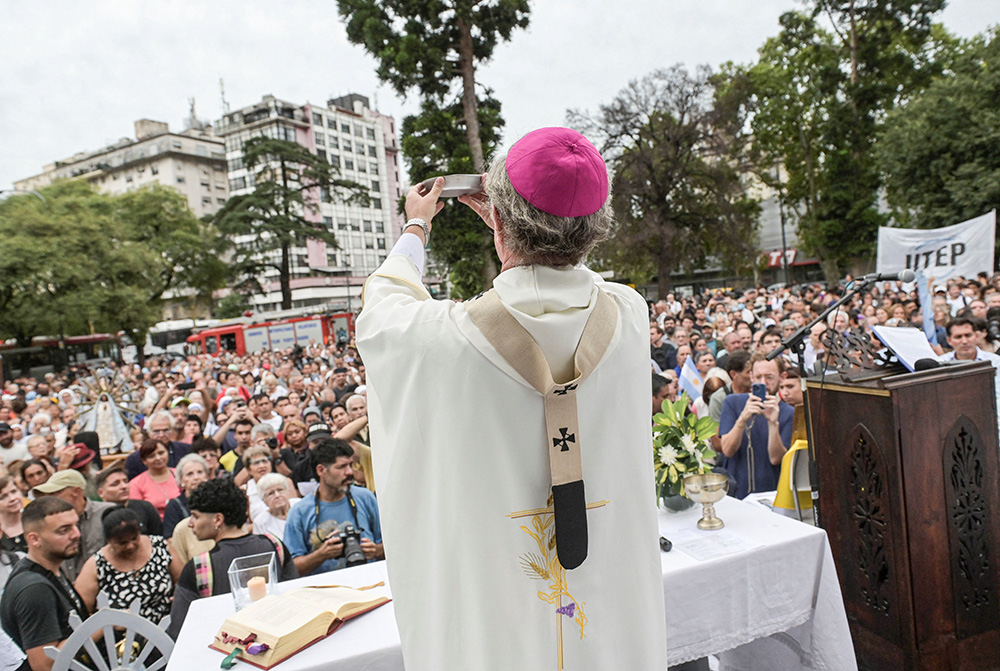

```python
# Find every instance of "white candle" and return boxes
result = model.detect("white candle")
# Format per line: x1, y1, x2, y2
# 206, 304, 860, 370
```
247, 576, 267, 601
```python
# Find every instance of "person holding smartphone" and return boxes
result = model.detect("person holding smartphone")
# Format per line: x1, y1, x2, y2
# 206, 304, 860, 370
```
717, 353, 795, 499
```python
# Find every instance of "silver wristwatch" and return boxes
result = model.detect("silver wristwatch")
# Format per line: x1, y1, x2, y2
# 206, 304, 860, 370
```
404, 218, 430, 238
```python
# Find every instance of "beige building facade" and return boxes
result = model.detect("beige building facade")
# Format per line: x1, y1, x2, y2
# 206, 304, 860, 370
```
15, 119, 228, 219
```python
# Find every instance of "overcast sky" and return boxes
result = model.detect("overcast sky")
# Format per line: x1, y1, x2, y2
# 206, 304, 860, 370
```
1, 0, 995, 191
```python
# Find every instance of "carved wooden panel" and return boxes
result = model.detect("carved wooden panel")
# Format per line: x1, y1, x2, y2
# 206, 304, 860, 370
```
848, 424, 896, 619
943, 416, 1000, 638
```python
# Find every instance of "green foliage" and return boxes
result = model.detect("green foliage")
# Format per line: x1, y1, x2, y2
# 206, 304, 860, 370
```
213, 137, 366, 310
572, 65, 760, 297
336, 0, 530, 99
742, 2, 948, 280
878, 29, 1000, 228
400, 95, 504, 298
652, 394, 718, 498
214, 291, 252, 319
0, 181, 226, 357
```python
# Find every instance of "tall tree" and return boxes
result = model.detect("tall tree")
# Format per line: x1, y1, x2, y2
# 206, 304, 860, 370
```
878, 29, 1000, 229
213, 137, 366, 310
337, 0, 529, 171
743, 2, 946, 281
400, 95, 504, 298
571, 66, 760, 297
336, 0, 530, 290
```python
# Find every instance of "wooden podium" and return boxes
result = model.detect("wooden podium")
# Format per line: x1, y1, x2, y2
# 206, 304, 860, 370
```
807, 361, 1000, 670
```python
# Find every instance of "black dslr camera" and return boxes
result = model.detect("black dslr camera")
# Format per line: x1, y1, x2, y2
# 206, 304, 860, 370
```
335, 524, 366, 567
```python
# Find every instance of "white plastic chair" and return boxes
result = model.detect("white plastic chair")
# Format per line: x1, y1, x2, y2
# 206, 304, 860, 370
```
44, 593, 174, 671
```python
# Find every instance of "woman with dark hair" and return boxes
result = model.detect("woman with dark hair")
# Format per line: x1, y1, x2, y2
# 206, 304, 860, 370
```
165, 478, 298, 640
0, 477, 26, 554
128, 439, 180, 519
73, 507, 177, 624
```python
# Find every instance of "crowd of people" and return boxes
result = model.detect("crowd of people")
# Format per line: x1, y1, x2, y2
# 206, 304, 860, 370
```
0, 341, 379, 669
651, 272, 1000, 500
1, 263, 998, 669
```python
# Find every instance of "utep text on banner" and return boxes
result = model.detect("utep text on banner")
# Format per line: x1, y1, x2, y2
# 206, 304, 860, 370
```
876, 210, 996, 281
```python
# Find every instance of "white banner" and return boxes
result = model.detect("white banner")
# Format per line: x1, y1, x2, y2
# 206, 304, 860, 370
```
876, 210, 996, 281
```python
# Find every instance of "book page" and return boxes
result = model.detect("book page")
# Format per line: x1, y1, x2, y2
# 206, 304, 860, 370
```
287, 586, 386, 620
227, 594, 329, 638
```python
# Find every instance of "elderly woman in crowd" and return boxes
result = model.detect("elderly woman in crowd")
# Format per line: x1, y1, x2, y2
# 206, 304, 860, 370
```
166, 478, 298, 640
0, 477, 25, 553
129, 438, 180, 519
250, 472, 300, 538
74, 507, 177, 624
163, 453, 211, 538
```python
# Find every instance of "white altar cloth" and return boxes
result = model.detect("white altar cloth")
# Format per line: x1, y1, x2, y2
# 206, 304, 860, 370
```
167, 497, 856, 671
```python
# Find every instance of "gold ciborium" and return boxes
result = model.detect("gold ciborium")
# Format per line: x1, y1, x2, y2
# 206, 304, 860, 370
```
683, 472, 729, 530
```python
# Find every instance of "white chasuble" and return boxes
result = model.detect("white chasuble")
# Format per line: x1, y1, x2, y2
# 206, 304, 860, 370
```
358, 252, 667, 671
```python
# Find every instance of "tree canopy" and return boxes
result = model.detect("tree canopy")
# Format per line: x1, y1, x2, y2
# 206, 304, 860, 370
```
0, 181, 226, 360
878, 29, 1000, 229
572, 66, 760, 296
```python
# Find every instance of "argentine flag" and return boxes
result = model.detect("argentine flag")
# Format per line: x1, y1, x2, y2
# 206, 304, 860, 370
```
679, 356, 704, 400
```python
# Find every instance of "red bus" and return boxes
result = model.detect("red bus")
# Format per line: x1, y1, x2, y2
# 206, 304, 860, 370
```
186, 313, 355, 356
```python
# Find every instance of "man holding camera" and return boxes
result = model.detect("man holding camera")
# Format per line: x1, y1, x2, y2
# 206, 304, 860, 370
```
718, 353, 794, 499
282, 438, 382, 575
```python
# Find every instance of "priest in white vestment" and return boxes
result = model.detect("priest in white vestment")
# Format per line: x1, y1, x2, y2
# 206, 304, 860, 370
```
357, 127, 667, 671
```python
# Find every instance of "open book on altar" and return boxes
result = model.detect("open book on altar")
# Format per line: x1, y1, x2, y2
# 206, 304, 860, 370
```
210, 584, 390, 669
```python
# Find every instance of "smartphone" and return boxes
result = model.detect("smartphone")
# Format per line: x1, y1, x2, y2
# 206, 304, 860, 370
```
177, 381, 196, 390
751, 383, 767, 402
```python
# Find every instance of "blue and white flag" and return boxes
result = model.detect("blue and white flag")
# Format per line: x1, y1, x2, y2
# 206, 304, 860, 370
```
915, 269, 938, 346
679, 356, 704, 400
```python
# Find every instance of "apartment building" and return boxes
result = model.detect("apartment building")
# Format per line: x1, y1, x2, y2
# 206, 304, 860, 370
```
215, 93, 405, 313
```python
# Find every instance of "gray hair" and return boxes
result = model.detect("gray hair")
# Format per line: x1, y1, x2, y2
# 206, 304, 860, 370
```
176, 453, 209, 480
251, 423, 275, 439
484, 154, 613, 267
256, 472, 290, 496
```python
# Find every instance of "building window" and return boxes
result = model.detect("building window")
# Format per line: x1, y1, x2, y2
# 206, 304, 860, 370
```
316, 134, 325, 146
313, 112, 323, 125
317, 149, 327, 162
217, 198, 226, 205
357, 161, 366, 173
216, 183, 225, 191
202, 196, 211, 205
371, 198, 382, 209
338, 221, 348, 231
341, 122, 350, 133
328, 154, 339, 167
172, 141, 182, 149
320, 187, 330, 203
363, 220, 372, 232
375, 221, 384, 233
151, 166, 159, 175
229, 176, 246, 190
327, 118, 336, 129
228, 157, 243, 171
368, 145, 376, 157
176, 176, 185, 184
201, 181, 210, 189
354, 125, 363, 137
367, 128, 376, 140
343, 139, 352, 152
377, 238, 386, 249
323, 216, 333, 228
370, 163, 378, 175
371, 180, 379, 191
344, 158, 353, 171
329, 136, 338, 149
350, 220, 360, 231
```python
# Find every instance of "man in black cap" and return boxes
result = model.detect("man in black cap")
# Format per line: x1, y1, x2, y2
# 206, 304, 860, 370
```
288, 423, 334, 498
0, 422, 30, 465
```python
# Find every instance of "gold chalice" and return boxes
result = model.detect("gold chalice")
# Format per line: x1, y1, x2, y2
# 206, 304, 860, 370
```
683, 472, 729, 530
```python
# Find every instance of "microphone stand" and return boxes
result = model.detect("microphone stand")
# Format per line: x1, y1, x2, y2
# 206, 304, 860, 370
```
767, 279, 873, 528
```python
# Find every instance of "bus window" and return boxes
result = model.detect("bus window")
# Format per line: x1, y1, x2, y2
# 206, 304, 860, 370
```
220, 333, 237, 351
205, 337, 218, 355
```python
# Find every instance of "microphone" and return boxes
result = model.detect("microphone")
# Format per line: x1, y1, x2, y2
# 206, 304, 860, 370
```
857, 269, 916, 283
